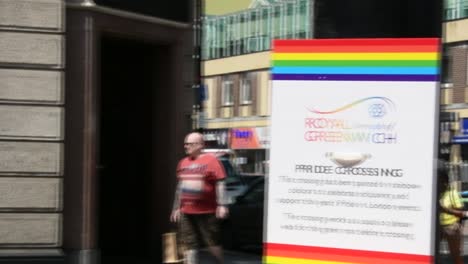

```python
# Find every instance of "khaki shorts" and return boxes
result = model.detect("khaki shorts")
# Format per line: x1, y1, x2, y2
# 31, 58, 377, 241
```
179, 213, 221, 250
442, 222, 462, 237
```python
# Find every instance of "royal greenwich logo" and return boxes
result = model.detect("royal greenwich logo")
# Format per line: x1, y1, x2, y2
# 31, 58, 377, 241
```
304, 97, 397, 144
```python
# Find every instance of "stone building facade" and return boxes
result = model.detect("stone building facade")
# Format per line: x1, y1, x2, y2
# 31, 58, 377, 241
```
0, 0, 193, 263
0, 0, 65, 258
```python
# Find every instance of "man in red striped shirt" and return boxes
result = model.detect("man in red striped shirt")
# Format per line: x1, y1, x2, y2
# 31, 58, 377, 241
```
170, 132, 229, 264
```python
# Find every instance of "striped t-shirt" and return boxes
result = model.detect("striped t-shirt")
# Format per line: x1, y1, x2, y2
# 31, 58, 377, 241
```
177, 153, 226, 214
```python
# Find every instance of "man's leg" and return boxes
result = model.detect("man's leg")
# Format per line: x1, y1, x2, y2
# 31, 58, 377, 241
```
442, 223, 463, 264
207, 246, 224, 264
198, 214, 224, 264
180, 214, 199, 264
184, 249, 198, 264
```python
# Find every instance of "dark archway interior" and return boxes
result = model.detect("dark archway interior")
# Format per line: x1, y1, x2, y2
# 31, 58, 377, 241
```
98, 36, 172, 264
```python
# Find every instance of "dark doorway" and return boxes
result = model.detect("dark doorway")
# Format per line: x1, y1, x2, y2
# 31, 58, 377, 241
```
98, 36, 169, 264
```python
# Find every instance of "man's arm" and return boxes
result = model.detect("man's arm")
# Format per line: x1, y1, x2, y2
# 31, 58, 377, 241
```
216, 180, 229, 205
216, 180, 229, 219
440, 203, 464, 218
170, 182, 182, 222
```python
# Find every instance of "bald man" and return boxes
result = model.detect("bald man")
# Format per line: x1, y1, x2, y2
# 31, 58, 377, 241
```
170, 132, 229, 264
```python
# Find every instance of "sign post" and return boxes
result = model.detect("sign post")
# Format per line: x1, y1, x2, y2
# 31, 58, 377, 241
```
265, 38, 441, 264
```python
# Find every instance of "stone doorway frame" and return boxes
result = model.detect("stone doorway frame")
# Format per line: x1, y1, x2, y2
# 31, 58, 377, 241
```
64, 5, 192, 264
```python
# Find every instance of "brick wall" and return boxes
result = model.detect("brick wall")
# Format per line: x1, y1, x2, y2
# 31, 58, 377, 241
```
449, 44, 468, 103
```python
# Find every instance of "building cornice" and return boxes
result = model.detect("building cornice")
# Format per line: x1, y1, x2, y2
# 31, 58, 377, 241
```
202, 51, 271, 76
203, 116, 270, 129
443, 18, 468, 43
442, 103, 468, 110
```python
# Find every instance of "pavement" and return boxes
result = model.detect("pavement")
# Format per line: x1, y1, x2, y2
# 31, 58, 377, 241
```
98, 251, 261, 264
0, 251, 462, 264
439, 254, 468, 264
439, 239, 468, 263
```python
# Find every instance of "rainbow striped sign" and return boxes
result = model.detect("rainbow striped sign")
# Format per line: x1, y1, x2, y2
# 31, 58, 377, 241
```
272, 38, 440, 82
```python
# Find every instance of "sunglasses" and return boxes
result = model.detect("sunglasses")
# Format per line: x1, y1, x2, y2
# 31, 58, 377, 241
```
184, 142, 200, 146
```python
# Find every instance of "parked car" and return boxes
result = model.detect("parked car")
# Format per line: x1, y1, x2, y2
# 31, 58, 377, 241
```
222, 177, 265, 252
218, 155, 248, 204
239, 172, 265, 186
202, 149, 248, 204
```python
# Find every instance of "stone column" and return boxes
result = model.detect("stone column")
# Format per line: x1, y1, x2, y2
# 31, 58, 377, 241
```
63, 9, 100, 264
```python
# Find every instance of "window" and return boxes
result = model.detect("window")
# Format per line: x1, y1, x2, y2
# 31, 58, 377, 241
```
287, 3, 294, 16
299, 0, 307, 13
262, 8, 269, 19
441, 49, 452, 84
251, 12, 257, 21
240, 73, 253, 104
274, 6, 280, 17
221, 76, 233, 106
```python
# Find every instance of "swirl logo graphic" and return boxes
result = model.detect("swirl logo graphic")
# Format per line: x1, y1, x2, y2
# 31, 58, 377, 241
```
307, 97, 395, 116
304, 97, 397, 144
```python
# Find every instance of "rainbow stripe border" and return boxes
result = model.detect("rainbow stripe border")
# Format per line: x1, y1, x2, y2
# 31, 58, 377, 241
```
264, 243, 433, 264
271, 38, 441, 82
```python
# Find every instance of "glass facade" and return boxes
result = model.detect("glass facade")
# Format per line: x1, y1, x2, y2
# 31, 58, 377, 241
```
445, 0, 468, 20
202, 0, 312, 60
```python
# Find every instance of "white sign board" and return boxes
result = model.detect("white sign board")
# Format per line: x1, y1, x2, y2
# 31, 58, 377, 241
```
265, 39, 440, 264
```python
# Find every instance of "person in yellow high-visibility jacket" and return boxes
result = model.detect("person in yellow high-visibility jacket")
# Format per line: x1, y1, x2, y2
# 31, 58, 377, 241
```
439, 167, 465, 264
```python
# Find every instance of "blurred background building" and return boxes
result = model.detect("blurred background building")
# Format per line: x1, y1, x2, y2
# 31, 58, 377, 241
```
440, 0, 468, 186
200, 0, 312, 175
199, 0, 443, 176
